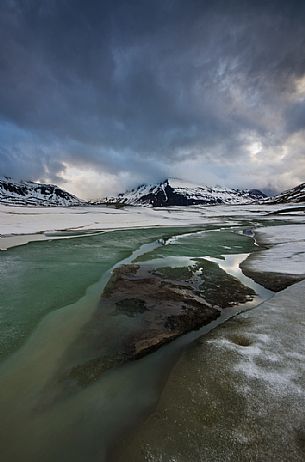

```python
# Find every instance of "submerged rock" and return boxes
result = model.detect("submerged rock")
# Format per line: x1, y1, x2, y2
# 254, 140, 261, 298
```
66, 260, 255, 386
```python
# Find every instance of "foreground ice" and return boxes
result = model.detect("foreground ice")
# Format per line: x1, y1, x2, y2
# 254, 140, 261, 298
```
114, 280, 305, 461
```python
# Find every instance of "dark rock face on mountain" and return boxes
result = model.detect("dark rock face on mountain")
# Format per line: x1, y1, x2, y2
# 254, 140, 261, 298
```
105, 178, 266, 207
0, 177, 84, 206
263, 182, 305, 204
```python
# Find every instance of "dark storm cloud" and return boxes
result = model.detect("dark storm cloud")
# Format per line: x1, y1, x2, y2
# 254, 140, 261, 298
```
285, 101, 305, 133
1, 0, 305, 193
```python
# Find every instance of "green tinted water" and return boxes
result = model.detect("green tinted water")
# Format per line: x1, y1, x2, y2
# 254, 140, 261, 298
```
0, 224, 271, 462
136, 229, 257, 262
0, 227, 207, 361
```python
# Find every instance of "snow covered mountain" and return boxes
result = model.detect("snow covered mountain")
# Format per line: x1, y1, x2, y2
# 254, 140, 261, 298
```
105, 178, 266, 207
263, 182, 305, 204
0, 177, 84, 206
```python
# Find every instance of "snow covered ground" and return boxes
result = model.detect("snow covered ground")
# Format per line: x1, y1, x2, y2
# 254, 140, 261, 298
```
0, 204, 217, 240
0, 202, 302, 235
245, 224, 305, 276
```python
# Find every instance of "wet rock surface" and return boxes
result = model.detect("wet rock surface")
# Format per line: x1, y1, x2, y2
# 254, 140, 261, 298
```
66, 260, 255, 386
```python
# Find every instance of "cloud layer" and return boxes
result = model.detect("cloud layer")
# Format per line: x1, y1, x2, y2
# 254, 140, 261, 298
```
1, 0, 305, 198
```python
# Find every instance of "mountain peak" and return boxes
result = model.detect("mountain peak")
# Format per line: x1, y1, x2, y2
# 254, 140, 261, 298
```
107, 178, 266, 207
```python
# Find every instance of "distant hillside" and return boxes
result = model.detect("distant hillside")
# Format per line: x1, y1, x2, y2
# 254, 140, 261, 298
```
104, 178, 266, 207
0, 177, 84, 206
263, 182, 305, 204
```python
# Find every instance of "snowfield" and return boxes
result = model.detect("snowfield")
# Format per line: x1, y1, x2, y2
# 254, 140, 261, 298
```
0, 202, 302, 236
245, 224, 305, 276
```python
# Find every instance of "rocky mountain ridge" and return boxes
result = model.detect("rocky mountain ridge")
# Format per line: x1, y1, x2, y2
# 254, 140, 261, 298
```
104, 178, 266, 207
2, 176, 304, 208
0, 177, 84, 206
262, 182, 305, 204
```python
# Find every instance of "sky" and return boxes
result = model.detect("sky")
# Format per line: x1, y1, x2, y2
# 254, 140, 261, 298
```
1, 0, 305, 199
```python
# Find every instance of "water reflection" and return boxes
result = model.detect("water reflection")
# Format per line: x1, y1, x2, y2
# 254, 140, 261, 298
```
203, 254, 273, 299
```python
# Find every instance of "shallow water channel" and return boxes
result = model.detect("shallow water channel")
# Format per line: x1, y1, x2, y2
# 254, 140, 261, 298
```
0, 225, 273, 462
